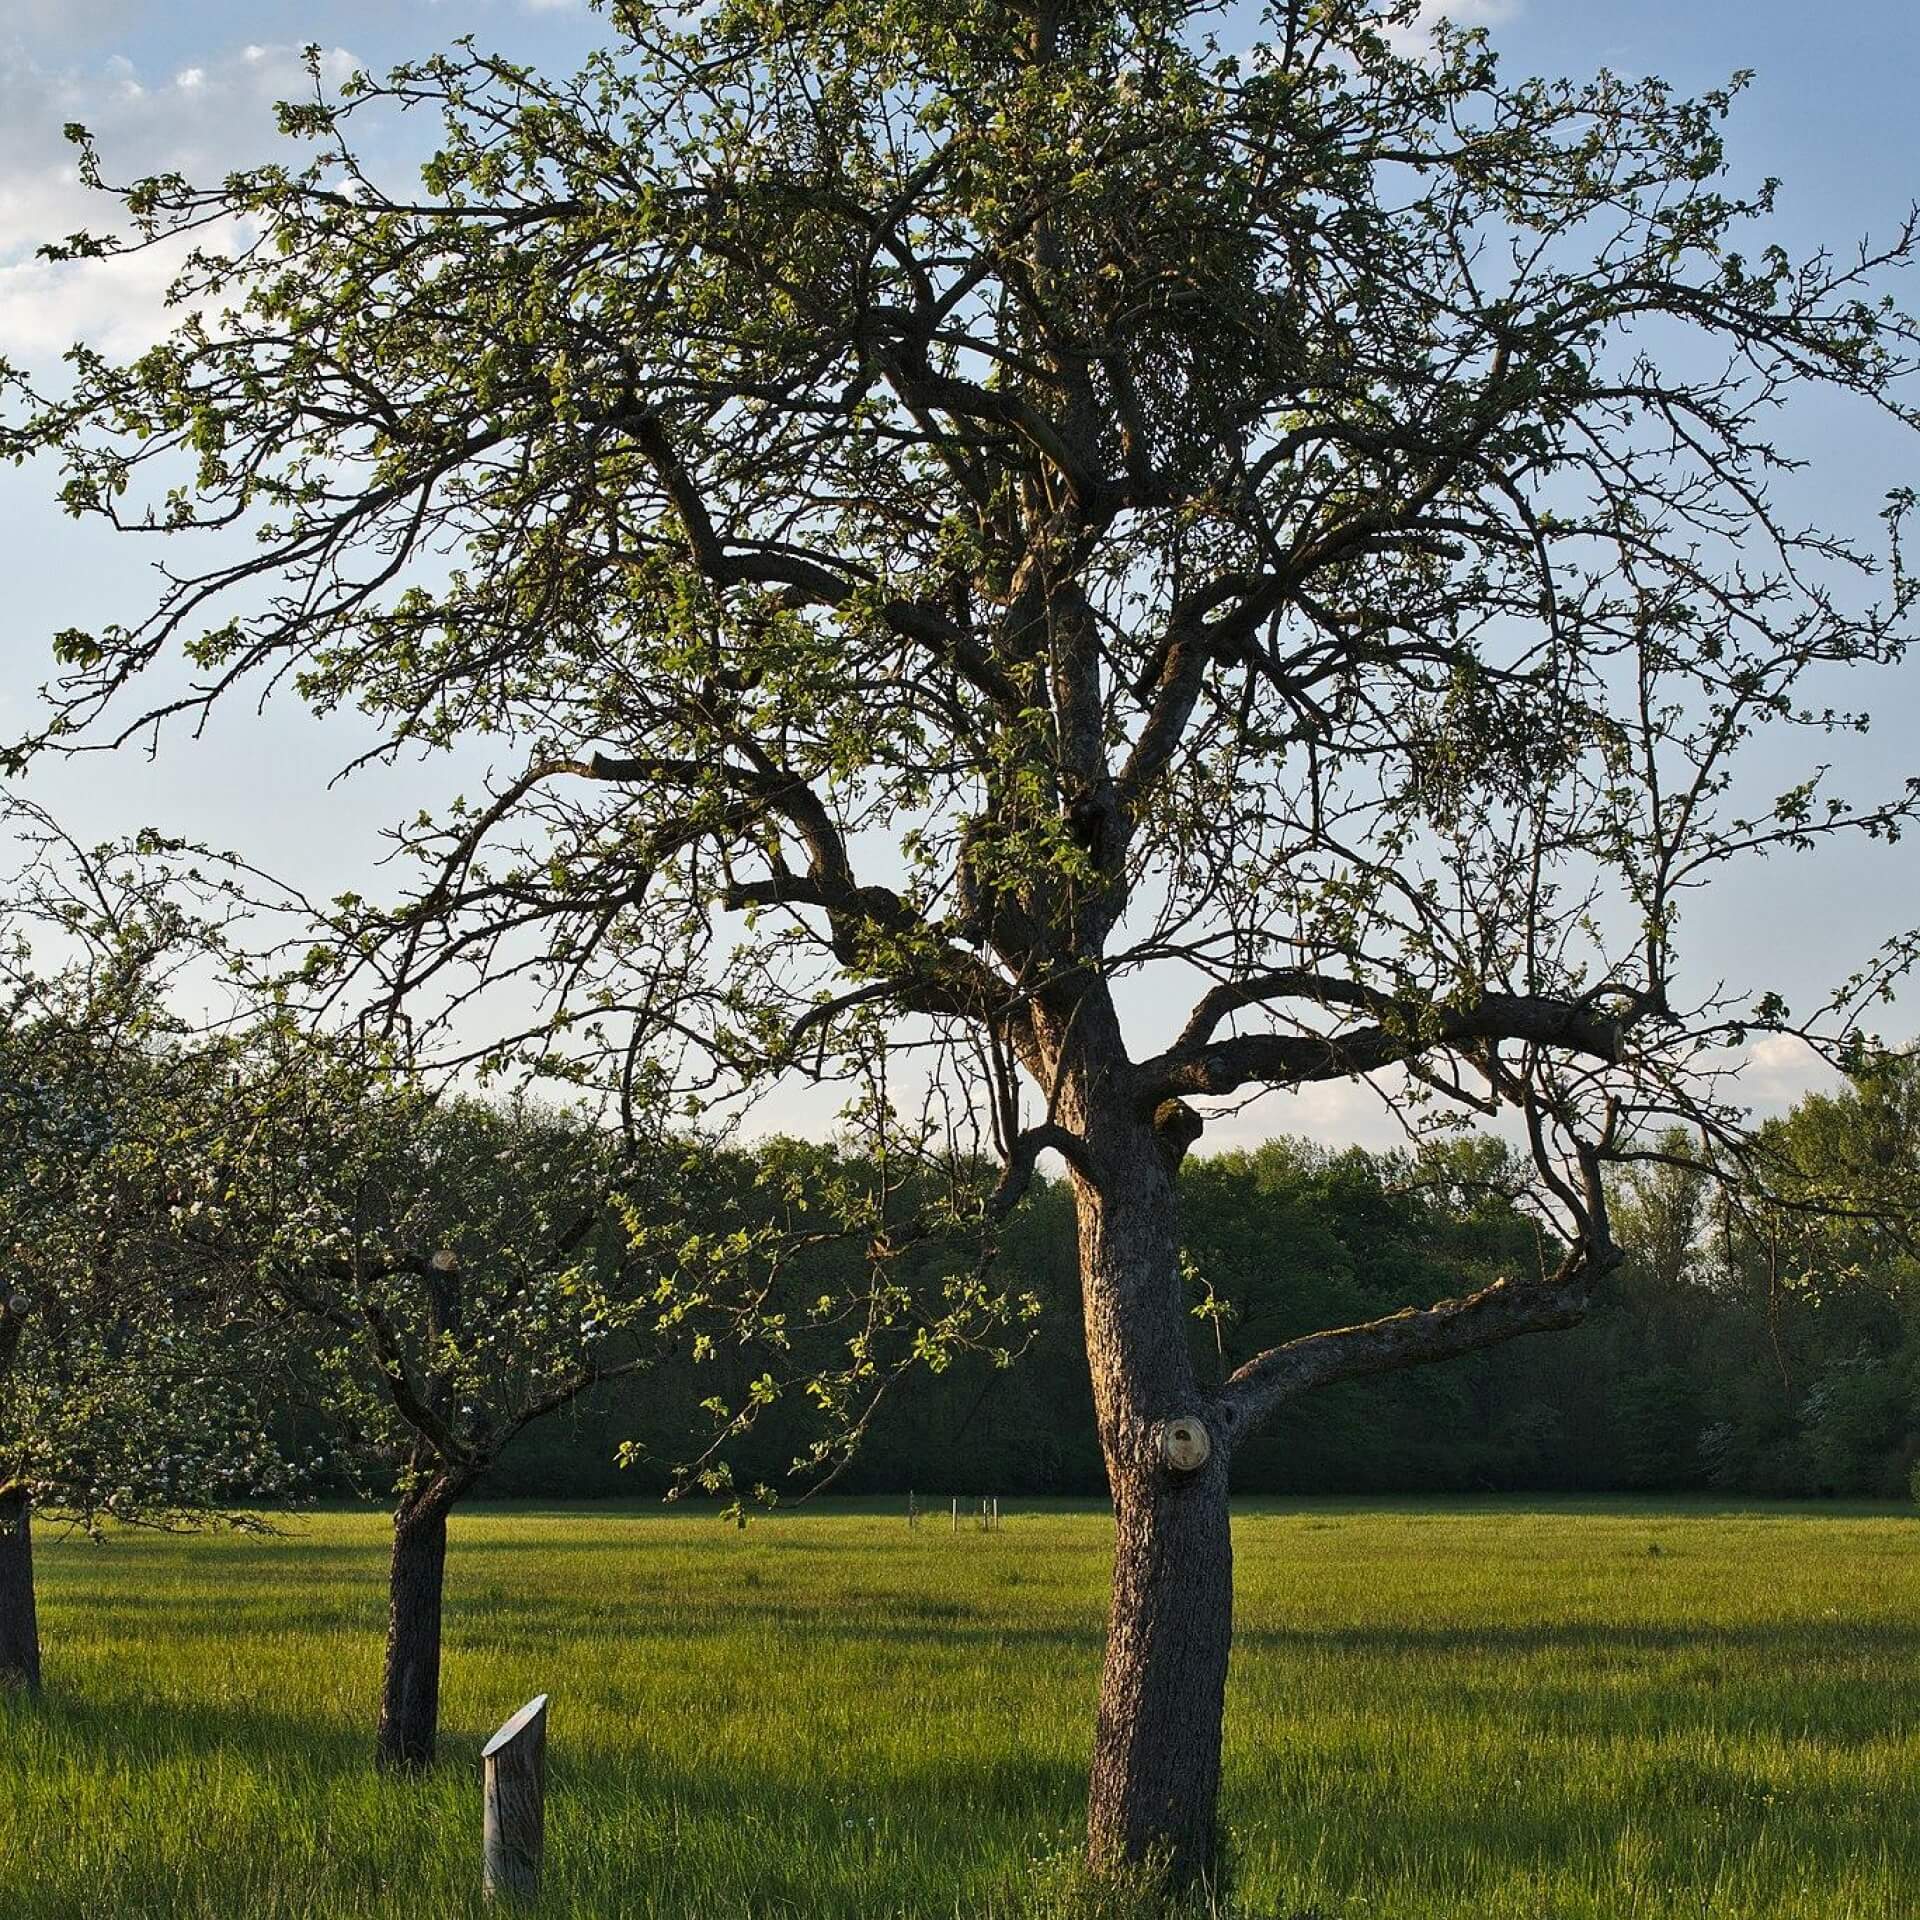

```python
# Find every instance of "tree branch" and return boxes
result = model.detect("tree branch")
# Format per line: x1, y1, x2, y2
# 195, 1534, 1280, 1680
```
1143, 989, 1643, 1100
1217, 1243, 1615, 1432
1220, 1133, 1621, 1429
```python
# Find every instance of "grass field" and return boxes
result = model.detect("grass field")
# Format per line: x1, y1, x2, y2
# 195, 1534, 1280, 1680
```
3, 1498, 1917, 1919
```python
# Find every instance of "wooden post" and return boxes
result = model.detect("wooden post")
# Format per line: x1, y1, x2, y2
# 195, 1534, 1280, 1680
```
482, 1693, 548, 1904
951, 1497, 958, 1533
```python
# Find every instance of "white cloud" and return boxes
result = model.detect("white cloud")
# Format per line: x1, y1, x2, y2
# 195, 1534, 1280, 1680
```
1738, 1031, 1841, 1113
0, 42, 359, 368
1385, 0, 1521, 56
1, 1, 142, 50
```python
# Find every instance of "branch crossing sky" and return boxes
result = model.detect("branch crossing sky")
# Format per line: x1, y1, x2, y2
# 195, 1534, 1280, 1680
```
2, 1, 1915, 1145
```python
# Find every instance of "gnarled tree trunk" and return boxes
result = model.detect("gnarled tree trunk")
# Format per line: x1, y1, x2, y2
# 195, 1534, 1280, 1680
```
1089, 1451, 1234, 1880
1071, 1086, 1233, 1889
375, 1482, 454, 1771
0, 1485, 42, 1693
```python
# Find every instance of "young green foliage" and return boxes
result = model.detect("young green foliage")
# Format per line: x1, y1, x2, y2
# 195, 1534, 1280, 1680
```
0, 807, 305, 1540
0, 807, 305, 1689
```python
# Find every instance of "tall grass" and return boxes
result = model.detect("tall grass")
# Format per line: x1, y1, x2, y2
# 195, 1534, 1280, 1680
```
3, 1499, 1915, 1917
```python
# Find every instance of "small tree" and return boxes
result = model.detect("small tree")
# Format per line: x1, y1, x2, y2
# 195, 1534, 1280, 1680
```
9, 0, 1920, 1877
0, 808, 302, 1691
210, 1026, 694, 1770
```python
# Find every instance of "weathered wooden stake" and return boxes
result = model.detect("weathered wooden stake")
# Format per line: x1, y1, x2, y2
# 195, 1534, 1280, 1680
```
482, 1693, 548, 1904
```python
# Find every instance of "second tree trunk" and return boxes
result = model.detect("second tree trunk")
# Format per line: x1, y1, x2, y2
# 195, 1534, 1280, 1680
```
376, 1493, 451, 1771
0, 1487, 40, 1693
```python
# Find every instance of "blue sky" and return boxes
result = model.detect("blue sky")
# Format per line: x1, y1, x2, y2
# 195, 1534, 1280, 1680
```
1, 0, 1916, 1146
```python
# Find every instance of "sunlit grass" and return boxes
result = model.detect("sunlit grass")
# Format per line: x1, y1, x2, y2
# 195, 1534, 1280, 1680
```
3, 1498, 1915, 1917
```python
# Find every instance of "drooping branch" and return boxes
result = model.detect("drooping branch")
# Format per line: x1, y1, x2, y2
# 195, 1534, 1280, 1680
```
988, 1121, 1090, 1219
371, 749, 1036, 1056
1217, 1245, 1612, 1433
1219, 1135, 1620, 1431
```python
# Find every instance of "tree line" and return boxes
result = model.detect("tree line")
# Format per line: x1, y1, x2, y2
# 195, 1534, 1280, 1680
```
494, 1116, 1920, 1509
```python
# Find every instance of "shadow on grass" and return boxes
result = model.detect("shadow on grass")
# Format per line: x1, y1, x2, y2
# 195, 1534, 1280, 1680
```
4, 1683, 386, 1780
43, 1574, 1920, 1685
5, 1679, 1088, 1831
15, 1669, 1920, 1912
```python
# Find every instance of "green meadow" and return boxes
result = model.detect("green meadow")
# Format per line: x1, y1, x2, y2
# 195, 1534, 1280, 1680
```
3, 1500, 1916, 1919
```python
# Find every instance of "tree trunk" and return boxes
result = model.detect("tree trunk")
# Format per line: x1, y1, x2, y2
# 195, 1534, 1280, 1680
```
0, 1486, 41, 1693
1088, 1455, 1233, 1883
1067, 1083, 1234, 1891
376, 1488, 453, 1771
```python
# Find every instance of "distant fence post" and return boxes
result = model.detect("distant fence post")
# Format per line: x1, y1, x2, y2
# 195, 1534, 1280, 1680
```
951, 1497, 958, 1533
483, 1693, 549, 1904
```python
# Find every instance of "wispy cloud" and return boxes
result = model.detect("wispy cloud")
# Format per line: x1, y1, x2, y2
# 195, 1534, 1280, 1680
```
0, 41, 357, 367
1384, 0, 1522, 56
0, 0, 143, 51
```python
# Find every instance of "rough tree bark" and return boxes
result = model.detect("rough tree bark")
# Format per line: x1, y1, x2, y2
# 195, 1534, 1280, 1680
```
0, 1486, 40, 1693
1090, 1444, 1234, 1882
375, 1479, 456, 1771
1069, 1065, 1235, 1886
1058, 1011, 1600, 1888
